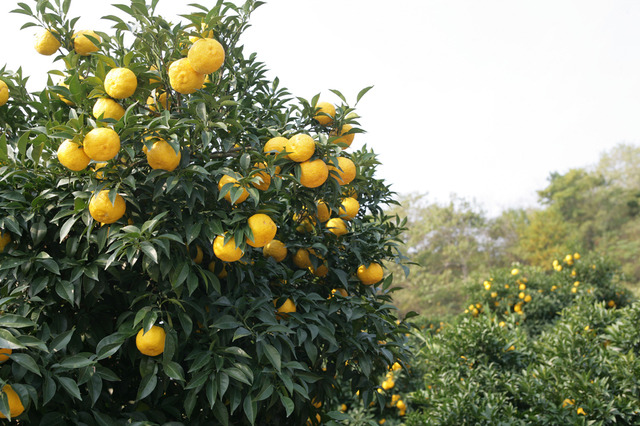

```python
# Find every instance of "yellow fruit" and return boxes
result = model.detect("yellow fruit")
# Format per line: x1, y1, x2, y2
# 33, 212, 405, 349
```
208, 261, 228, 278
213, 234, 243, 262
145, 138, 181, 171
57, 139, 90, 171
93, 98, 125, 121
314, 102, 335, 126
263, 239, 287, 262
189, 23, 215, 43
73, 30, 101, 55
104, 67, 137, 99
274, 298, 296, 319
310, 262, 328, 277
339, 197, 360, 220
286, 134, 315, 162
264, 136, 288, 154
135, 325, 166, 356
218, 174, 249, 204
330, 157, 356, 185
93, 162, 108, 179
34, 29, 60, 55
326, 217, 348, 237
252, 163, 271, 191
83, 128, 120, 161
331, 288, 349, 298
55, 82, 73, 106
148, 65, 162, 84
0, 80, 8, 107
0, 231, 10, 253
191, 245, 203, 264
168, 58, 205, 95
188, 38, 225, 74
89, 190, 126, 224
146, 92, 169, 111
316, 200, 330, 222
0, 385, 25, 419
332, 124, 355, 147
246, 213, 277, 248
293, 248, 312, 269
357, 262, 384, 285
299, 159, 329, 188
0, 348, 11, 363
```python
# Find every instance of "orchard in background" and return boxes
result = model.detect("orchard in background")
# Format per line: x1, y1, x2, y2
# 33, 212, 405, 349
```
0, 0, 411, 424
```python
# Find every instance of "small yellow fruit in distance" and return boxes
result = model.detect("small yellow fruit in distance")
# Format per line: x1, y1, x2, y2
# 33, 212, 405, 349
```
331, 288, 349, 298
274, 298, 296, 319
246, 213, 277, 248
0, 80, 8, 107
339, 197, 360, 220
188, 38, 225, 74
93, 98, 125, 121
0, 348, 12, 363
326, 217, 348, 237
146, 92, 169, 111
135, 325, 166, 356
286, 134, 315, 162
168, 58, 205, 95
218, 175, 249, 204
314, 102, 335, 126
83, 128, 121, 161
316, 200, 330, 223
89, 190, 126, 224
57, 139, 91, 171
293, 248, 312, 269
332, 124, 355, 147
34, 28, 61, 55
73, 30, 101, 55
263, 239, 287, 262
357, 262, 384, 285
144, 138, 181, 171
252, 163, 271, 191
0, 385, 25, 419
104, 67, 137, 99
264, 136, 288, 154
213, 234, 243, 262
299, 159, 329, 188
0, 231, 10, 253
330, 157, 356, 185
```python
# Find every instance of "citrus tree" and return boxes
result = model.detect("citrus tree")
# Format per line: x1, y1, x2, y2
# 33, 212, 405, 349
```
0, 0, 410, 423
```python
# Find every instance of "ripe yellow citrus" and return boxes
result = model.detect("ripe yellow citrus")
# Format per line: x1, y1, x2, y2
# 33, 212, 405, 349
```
34, 29, 60, 55
188, 38, 225, 74
93, 98, 125, 121
83, 128, 120, 161
252, 163, 271, 191
299, 159, 329, 188
213, 234, 243, 262
332, 124, 355, 147
89, 190, 126, 224
0, 348, 11, 363
57, 139, 91, 171
316, 200, 330, 222
146, 92, 169, 111
330, 157, 356, 185
0, 385, 25, 419
264, 136, 288, 154
148, 65, 162, 84
208, 261, 228, 278
55, 82, 73, 106
339, 197, 360, 220
357, 262, 384, 285
218, 175, 249, 204
314, 102, 335, 126
274, 298, 296, 319
293, 248, 312, 269
135, 325, 166, 356
263, 239, 287, 262
331, 288, 349, 297
104, 67, 137, 99
310, 262, 328, 277
144, 138, 181, 171
0, 231, 10, 253
246, 213, 277, 248
286, 134, 315, 162
190, 245, 203, 264
189, 23, 215, 43
168, 58, 205, 94
73, 30, 101, 55
93, 162, 108, 179
0, 80, 8, 107
326, 217, 348, 237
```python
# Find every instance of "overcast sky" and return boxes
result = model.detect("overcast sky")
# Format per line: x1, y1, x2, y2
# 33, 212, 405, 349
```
2, 0, 640, 215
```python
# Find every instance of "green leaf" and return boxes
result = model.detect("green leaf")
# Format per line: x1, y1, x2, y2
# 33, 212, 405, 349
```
11, 353, 41, 376
140, 242, 158, 263
56, 355, 95, 369
263, 343, 281, 372
356, 85, 374, 104
163, 361, 185, 382
137, 373, 157, 400
0, 314, 35, 328
225, 367, 252, 385
243, 395, 256, 425
58, 376, 82, 400
327, 411, 351, 421
211, 315, 241, 330
0, 329, 26, 350
280, 394, 294, 417
55, 280, 74, 304
43, 375, 56, 405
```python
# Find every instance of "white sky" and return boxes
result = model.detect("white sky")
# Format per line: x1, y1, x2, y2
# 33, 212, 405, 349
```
2, 0, 640, 215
